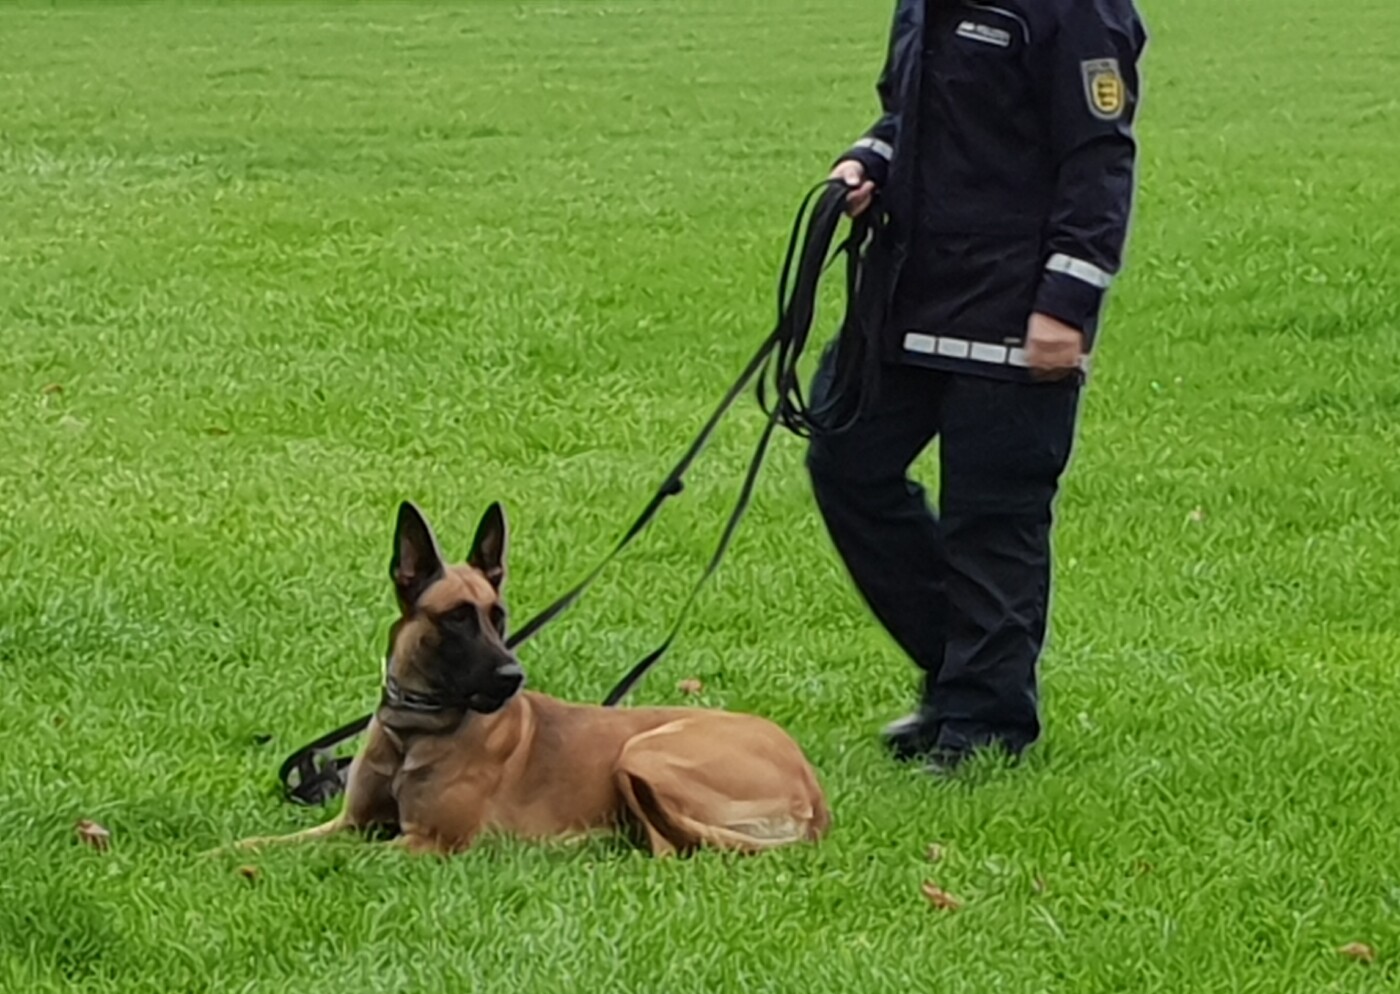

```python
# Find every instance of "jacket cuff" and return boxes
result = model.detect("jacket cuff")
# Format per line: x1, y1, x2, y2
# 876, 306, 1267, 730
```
1032, 254, 1113, 340
834, 137, 893, 187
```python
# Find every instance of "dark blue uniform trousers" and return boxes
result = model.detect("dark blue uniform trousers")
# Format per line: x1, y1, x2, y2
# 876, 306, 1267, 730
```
805, 349, 1081, 755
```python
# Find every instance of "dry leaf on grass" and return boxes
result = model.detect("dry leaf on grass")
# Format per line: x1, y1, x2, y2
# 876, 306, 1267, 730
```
74, 819, 111, 852
41, 383, 65, 395
925, 843, 945, 863
1033, 875, 1048, 894
1186, 507, 1207, 524
237, 865, 261, 884
677, 678, 704, 696
1338, 943, 1375, 965
920, 881, 963, 911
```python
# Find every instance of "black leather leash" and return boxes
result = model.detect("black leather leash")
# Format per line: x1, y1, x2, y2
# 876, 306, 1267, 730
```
278, 180, 879, 806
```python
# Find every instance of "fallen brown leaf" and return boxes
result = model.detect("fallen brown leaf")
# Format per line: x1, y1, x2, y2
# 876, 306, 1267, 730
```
237, 865, 261, 884
1338, 942, 1375, 965
925, 843, 945, 863
205, 426, 231, 437
677, 678, 704, 696
74, 819, 111, 852
1187, 506, 1207, 524
920, 881, 963, 911
41, 383, 64, 395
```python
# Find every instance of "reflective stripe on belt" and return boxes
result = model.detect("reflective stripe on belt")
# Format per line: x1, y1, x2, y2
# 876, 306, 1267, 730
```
901, 332, 1090, 373
902, 332, 1030, 368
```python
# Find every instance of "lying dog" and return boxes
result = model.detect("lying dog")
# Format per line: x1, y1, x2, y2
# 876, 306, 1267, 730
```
230, 502, 830, 857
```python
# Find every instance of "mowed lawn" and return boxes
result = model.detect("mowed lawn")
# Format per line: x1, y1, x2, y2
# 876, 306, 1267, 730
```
3, 0, 1399, 990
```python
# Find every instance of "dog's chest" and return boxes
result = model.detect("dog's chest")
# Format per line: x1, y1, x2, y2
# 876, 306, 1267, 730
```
387, 737, 628, 844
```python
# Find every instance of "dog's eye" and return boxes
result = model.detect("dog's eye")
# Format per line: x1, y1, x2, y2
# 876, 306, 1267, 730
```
442, 605, 479, 630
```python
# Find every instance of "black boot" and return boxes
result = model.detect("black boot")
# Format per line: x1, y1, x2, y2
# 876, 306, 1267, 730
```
880, 678, 940, 761
881, 708, 940, 761
922, 731, 1028, 778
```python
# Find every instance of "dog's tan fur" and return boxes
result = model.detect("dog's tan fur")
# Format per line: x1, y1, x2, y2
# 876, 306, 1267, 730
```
229, 503, 830, 858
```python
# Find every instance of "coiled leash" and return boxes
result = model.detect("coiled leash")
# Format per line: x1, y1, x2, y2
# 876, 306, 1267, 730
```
279, 180, 880, 806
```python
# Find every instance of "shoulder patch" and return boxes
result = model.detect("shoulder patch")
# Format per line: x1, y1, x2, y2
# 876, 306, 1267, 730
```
1081, 58, 1125, 120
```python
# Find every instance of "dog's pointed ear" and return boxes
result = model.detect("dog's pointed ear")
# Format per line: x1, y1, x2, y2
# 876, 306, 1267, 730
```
390, 501, 445, 610
467, 502, 508, 590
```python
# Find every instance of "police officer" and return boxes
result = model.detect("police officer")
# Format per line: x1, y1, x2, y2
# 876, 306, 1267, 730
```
807, 0, 1147, 772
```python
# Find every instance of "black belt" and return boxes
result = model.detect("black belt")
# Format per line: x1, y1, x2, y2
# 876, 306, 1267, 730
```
278, 180, 880, 806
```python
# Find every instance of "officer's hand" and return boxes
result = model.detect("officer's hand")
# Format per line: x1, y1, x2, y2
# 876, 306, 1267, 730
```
829, 160, 875, 216
1025, 313, 1084, 381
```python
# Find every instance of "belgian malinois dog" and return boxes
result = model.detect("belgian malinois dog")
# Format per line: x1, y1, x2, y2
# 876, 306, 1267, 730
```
228, 502, 830, 857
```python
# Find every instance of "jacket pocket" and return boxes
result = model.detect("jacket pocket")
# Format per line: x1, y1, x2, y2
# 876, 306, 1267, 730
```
894, 230, 1043, 339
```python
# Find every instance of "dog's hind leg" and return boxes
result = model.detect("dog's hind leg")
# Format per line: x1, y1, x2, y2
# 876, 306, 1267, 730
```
614, 715, 831, 857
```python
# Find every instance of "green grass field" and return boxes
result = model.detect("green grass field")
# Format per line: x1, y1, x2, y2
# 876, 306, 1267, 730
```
4, 0, 1400, 990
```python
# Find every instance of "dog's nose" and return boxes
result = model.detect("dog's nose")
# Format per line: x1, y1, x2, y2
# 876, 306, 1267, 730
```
497, 661, 525, 688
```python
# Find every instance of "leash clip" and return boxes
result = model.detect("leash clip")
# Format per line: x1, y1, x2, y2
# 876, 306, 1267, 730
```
285, 749, 354, 807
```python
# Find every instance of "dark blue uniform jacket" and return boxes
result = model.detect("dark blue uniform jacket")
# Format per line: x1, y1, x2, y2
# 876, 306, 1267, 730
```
840, 0, 1147, 379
